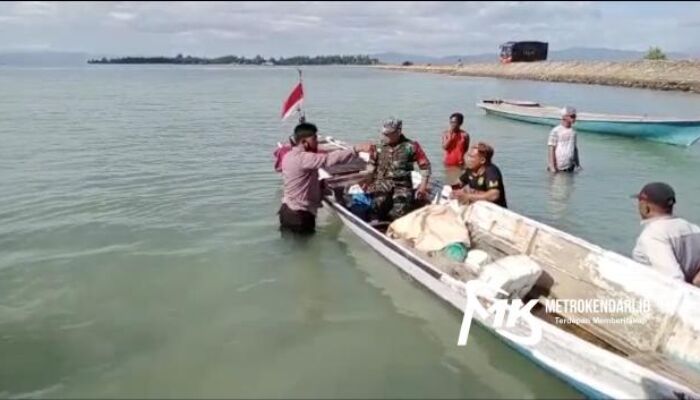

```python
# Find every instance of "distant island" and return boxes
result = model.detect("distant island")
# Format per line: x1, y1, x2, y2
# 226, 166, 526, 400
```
88, 54, 380, 66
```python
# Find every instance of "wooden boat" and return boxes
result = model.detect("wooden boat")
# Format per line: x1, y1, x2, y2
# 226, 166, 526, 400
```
477, 99, 700, 147
308, 136, 700, 399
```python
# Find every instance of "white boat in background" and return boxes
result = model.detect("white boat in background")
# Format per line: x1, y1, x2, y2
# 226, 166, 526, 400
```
477, 99, 700, 147
309, 136, 700, 399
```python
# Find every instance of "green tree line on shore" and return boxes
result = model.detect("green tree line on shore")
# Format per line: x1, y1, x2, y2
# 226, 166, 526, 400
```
644, 46, 667, 61
88, 54, 380, 65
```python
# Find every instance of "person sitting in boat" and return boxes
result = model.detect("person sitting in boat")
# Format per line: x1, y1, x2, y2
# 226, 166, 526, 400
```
442, 112, 470, 185
279, 122, 372, 235
547, 106, 581, 173
451, 142, 507, 208
631, 182, 700, 286
364, 117, 431, 222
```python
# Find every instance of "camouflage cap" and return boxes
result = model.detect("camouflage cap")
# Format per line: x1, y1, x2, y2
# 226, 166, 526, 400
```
381, 117, 402, 135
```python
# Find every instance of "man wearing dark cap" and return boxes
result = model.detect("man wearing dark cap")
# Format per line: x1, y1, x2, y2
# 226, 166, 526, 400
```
279, 122, 372, 235
631, 182, 700, 286
365, 117, 432, 222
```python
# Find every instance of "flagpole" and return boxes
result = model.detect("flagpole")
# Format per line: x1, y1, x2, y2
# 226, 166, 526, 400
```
297, 68, 305, 123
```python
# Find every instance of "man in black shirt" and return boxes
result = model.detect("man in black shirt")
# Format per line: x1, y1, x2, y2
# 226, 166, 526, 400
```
451, 142, 507, 208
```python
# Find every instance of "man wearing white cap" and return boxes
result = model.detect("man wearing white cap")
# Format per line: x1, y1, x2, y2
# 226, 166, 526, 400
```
547, 106, 581, 173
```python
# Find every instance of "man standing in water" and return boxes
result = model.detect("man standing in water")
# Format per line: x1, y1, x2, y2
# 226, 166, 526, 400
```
631, 182, 700, 286
442, 112, 470, 185
547, 106, 581, 173
279, 122, 371, 235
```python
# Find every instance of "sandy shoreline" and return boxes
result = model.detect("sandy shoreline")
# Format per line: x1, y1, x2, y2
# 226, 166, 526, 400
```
378, 60, 700, 93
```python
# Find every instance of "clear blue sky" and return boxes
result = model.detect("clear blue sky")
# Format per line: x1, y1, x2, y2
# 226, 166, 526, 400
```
0, 1, 698, 57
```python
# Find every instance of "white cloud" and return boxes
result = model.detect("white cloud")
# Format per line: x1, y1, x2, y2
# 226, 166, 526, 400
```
0, 1, 696, 57
109, 11, 135, 21
0, 42, 51, 51
0, 15, 20, 23
205, 29, 250, 40
13, 1, 57, 16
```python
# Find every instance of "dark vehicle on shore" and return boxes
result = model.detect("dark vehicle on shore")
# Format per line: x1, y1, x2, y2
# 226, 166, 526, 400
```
499, 41, 548, 63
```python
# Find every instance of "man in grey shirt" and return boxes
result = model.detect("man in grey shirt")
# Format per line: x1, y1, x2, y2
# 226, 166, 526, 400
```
631, 182, 700, 286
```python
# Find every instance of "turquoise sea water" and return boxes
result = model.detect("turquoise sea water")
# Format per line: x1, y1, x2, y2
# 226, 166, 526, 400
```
1, 65, 699, 398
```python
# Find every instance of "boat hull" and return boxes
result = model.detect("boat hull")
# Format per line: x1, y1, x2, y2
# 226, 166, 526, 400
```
322, 196, 699, 399
478, 103, 700, 147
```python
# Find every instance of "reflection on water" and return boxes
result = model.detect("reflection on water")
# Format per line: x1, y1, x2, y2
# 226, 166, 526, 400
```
279, 229, 328, 324
546, 172, 576, 223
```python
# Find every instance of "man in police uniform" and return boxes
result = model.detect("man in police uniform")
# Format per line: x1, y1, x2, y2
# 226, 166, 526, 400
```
451, 142, 507, 208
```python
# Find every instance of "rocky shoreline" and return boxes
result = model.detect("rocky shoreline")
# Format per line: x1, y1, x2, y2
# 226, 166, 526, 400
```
378, 60, 700, 93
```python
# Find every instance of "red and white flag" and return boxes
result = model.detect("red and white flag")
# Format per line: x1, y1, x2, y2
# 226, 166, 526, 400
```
281, 82, 304, 120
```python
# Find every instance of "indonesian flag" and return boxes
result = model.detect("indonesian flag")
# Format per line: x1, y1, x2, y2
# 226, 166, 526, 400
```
281, 82, 304, 120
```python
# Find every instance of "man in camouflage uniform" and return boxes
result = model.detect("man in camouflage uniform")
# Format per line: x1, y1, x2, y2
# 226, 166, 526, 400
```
366, 118, 432, 222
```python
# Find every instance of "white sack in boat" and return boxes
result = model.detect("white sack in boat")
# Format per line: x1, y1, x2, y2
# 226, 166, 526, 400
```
387, 204, 471, 252
478, 255, 543, 300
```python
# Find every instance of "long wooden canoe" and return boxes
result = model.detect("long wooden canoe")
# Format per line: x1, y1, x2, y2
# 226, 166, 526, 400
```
477, 99, 700, 147
312, 136, 700, 399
